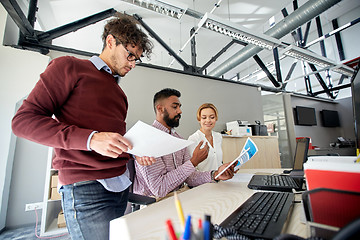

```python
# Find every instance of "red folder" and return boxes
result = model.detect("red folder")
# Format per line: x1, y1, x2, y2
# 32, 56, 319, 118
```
303, 158, 360, 228
304, 158, 360, 192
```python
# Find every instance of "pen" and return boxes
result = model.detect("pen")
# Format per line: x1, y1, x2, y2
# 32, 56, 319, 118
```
196, 218, 203, 240
166, 219, 178, 240
203, 215, 211, 240
215, 147, 250, 179
166, 219, 177, 240
182, 215, 192, 240
174, 192, 185, 230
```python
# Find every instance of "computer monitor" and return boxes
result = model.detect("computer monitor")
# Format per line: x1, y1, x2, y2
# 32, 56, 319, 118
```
320, 110, 340, 127
293, 137, 310, 170
295, 106, 317, 126
351, 64, 360, 150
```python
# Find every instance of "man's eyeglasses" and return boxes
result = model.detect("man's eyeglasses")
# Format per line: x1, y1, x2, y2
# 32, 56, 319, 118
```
123, 45, 142, 64
112, 35, 142, 64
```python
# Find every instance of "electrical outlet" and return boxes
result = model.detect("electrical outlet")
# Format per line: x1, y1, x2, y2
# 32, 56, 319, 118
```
25, 202, 43, 211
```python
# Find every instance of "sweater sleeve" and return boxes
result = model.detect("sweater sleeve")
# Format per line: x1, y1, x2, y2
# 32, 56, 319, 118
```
11, 57, 92, 150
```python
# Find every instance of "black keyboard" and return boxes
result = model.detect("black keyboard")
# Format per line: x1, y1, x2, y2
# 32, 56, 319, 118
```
220, 192, 294, 239
265, 175, 299, 188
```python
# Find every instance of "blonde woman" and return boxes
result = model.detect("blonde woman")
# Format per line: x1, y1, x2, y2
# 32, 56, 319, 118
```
188, 103, 223, 171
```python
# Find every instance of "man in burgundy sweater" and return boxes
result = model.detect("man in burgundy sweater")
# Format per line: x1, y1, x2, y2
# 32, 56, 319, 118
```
12, 14, 154, 240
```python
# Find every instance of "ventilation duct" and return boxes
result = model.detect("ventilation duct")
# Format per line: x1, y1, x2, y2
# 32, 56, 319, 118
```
208, 0, 342, 77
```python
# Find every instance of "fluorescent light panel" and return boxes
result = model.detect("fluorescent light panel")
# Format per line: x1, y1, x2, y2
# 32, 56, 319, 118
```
198, 13, 283, 50
282, 45, 337, 68
120, 0, 187, 19
282, 45, 354, 77
332, 64, 354, 77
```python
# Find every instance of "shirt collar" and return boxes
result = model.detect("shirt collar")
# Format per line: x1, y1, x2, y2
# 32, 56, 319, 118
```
153, 120, 176, 134
89, 56, 121, 83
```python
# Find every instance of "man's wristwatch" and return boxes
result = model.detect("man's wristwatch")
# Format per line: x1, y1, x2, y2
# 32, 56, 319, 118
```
211, 170, 219, 182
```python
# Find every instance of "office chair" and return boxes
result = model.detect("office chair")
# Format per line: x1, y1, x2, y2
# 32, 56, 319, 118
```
125, 158, 156, 214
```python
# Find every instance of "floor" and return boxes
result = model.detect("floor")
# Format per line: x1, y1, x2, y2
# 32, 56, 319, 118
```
0, 225, 71, 240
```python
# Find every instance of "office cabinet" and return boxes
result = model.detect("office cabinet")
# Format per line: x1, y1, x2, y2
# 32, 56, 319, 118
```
40, 147, 68, 236
222, 136, 281, 168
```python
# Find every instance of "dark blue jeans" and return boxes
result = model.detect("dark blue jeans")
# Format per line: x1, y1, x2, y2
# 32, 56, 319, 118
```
59, 180, 129, 240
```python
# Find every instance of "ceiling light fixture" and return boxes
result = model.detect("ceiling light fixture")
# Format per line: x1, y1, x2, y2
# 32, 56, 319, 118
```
197, 12, 283, 50
282, 45, 354, 77
332, 64, 355, 77
120, 0, 187, 19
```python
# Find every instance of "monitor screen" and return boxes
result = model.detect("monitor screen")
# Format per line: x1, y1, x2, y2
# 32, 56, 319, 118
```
293, 137, 310, 170
295, 106, 317, 126
351, 66, 360, 149
320, 110, 340, 127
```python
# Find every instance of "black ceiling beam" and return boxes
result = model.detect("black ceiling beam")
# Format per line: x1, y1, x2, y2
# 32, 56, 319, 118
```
253, 54, 281, 88
0, 0, 36, 38
37, 8, 116, 42
282, 61, 298, 90
308, 63, 334, 99
301, 61, 313, 96
190, 27, 197, 68
18, 41, 98, 57
199, 40, 246, 73
273, 47, 282, 83
302, 21, 311, 46
338, 75, 346, 85
133, 14, 191, 72
27, 0, 38, 27
315, 16, 327, 57
332, 18, 345, 61
313, 83, 351, 95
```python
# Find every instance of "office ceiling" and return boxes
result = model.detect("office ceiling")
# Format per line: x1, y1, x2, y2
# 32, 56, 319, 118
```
5, 0, 360, 98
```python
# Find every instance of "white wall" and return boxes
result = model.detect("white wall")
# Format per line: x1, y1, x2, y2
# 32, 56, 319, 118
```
121, 66, 264, 138
0, 5, 50, 230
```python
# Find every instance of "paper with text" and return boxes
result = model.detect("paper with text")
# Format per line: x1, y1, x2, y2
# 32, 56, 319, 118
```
234, 137, 258, 171
124, 120, 193, 158
215, 137, 258, 179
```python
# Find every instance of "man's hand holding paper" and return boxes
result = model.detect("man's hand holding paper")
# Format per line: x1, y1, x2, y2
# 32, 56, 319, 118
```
124, 121, 194, 165
215, 137, 258, 179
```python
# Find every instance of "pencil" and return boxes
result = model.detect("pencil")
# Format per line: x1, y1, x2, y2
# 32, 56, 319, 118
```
174, 192, 185, 230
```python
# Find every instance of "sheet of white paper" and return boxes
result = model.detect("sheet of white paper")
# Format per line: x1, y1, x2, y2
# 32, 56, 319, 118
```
124, 120, 193, 158
225, 173, 254, 183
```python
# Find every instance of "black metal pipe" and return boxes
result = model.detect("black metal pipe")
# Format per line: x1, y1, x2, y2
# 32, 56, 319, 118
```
190, 28, 197, 67
313, 83, 351, 95
332, 18, 345, 61
273, 47, 282, 83
27, 0, 38, 27
199, 40, 237, 73
308, 63, 334, 99
1, 0, 36, 37
133, 14, 190, 70
37, 8, 116, 42
315, 16, 327, 57
253, 55, 281, 88
302, 21, 311, 45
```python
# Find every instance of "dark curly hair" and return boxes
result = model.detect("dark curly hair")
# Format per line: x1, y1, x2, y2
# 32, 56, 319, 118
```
101, 13, 153, 59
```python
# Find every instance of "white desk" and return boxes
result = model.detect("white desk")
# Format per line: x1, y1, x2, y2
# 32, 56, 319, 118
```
110, 169, 307, 240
